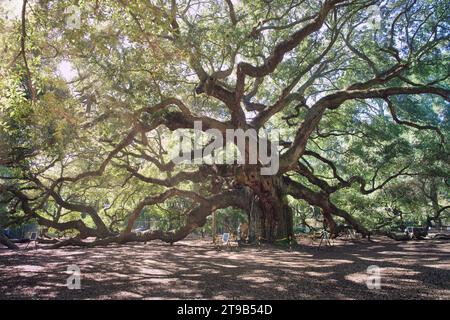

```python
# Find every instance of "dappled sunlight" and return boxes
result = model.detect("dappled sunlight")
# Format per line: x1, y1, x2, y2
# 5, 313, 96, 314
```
424, 263, 450, 270
1, 237, 449, 299
0, 0, 448, 302
238, 275, 273, 284
345, 271, 370, 284
108, 291, 144, 299
304, 271, 335, 278
13, 265, 46, 273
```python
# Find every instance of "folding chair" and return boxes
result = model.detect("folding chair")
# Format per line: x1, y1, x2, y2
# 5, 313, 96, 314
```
25, 232, 38, 250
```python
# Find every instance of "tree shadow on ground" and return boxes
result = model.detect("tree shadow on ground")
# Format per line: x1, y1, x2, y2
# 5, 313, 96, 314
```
0, 237, 448, 299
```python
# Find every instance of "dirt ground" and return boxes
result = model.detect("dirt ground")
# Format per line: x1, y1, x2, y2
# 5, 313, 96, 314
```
0, 236, 449, 300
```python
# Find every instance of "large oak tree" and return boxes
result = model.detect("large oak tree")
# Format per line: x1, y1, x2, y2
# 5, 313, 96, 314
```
0, 0, 449, 247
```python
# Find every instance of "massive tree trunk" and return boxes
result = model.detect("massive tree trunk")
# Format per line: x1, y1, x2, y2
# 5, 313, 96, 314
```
248, 193, 293, 242
238, 168, 293, 242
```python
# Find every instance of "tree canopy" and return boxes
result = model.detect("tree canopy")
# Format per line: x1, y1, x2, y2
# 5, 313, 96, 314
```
0, 0, 449, 247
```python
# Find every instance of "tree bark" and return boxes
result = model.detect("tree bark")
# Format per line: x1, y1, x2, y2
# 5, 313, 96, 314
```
250, 195, 293, 241
239, 171, 293, 242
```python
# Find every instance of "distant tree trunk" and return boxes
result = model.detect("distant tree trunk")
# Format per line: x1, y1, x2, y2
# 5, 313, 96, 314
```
0, 230, 19, 250
430, 179, 442, 227
212, 211, 216, 243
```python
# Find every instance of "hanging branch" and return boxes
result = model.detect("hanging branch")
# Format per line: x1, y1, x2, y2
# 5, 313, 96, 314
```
20, 0, 37, 103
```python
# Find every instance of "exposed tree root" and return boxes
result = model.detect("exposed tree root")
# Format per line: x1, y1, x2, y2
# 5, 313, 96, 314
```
0, 230, 19, 250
